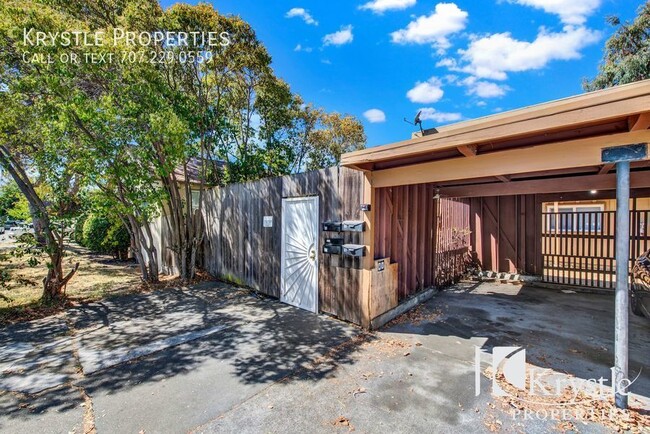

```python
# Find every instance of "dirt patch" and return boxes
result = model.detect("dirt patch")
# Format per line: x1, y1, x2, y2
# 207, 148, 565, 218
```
0, 243, 216, 325
386, 305, 443, 327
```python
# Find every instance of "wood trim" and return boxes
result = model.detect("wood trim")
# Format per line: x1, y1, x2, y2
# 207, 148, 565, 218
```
372, 130, 650, 188
440, 170, 650, 198
630, 112, 650, 131
343, 81, 650, 166
458, 145, 477, 157
599, 163, 615, 175
495, 175, 511, 182
362, 171, 374, 270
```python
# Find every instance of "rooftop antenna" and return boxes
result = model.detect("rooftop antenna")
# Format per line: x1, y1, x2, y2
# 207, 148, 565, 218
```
403, 110, 424, 134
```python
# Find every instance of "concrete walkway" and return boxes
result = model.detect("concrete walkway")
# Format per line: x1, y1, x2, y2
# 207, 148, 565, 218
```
0, 282, 359, 433
0, 282, 648, 433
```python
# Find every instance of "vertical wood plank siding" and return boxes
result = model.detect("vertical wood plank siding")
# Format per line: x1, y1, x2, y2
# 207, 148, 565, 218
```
468, 195, 541, 275
374, 185, 472, 300
202, 167, 366, 324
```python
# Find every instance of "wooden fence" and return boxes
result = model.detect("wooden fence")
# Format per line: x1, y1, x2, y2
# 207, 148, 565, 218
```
201, 167, 367, 324
541, 210, 650, 288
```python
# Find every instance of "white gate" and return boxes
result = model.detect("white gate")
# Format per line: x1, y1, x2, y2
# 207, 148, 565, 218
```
281, 196, 319, 312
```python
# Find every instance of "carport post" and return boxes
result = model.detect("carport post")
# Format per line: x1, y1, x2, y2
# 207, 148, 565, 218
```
603, 143, 647, 409
614, 160, 630, 409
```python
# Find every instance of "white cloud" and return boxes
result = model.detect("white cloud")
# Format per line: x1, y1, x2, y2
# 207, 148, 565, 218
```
323, 25, 354, 46
457, 25, 600, 80
509, 0, 601, 25
418, 108, 462, 123
286, 8, 318, 25
294, 44, 313, 52
390, 3, 468, 51
476, 101, 487, 107
360, 0, 416, 13
363, 109, 387, 123
406, 77, 444, 103
462, 76, 509, 98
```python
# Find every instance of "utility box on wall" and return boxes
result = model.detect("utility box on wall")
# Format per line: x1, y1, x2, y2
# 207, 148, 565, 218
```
342, 220, 365, 232
342, 244, 366, 257
322, 221, 343, 232
322, 237, 344, 255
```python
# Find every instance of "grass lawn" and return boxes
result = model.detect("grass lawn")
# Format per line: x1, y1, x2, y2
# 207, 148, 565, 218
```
0, 243, 143, 324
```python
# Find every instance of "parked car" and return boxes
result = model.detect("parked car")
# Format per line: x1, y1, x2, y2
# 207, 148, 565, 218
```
631, 251, 650, 318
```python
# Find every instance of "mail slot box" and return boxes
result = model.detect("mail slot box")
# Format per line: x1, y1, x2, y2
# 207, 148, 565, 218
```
342, 244, 365, 257
322, 244, 343, 255
322, 221, 342, 232
325, 237, 344, 245
342, 220, 365, 232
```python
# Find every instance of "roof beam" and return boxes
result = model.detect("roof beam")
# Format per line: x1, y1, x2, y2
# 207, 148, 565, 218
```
599, 163, 615, 175
371, 130, 650, 188
343, 84, 650, 167
440, 170, 650, 198
457, 145, 477, 157
629, 112, 650, 131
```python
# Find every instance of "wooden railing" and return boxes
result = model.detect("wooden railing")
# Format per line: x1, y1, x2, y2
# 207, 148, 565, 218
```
541, 210, 650, 289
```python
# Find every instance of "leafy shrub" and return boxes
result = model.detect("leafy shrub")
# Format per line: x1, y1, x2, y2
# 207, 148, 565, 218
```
73, 215, 87, 245
82, 214, 111, 252
104, 221, 130, 260
82, 213, 130, 259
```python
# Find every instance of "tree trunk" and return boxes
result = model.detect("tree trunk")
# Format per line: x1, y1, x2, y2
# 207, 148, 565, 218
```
0, 145, 78, 302
28, 201, 47, 245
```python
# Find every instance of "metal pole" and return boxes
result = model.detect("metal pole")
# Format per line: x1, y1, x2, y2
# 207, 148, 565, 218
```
615, 160, 630, 409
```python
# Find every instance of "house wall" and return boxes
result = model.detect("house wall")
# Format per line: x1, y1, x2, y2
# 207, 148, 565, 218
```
470, 194, 650, 276
469, 195, 541, 275
374, 185, 471, 300
201, 166, 368, 325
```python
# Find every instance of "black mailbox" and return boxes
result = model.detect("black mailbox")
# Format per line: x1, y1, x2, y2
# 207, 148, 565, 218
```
342, 220, 365, 232
325, 237, 344, 245
342, 244, 365, 257
322, 244, 343, 255
322, 221, 342, 232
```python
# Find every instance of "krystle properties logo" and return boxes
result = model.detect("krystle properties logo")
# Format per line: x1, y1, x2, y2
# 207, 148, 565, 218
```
475, 346, 640, 404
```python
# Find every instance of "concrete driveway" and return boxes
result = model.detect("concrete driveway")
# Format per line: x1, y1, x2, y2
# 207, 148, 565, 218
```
198, 282, 650, 433
0, 282, 359, 433
0, 281, 648, 433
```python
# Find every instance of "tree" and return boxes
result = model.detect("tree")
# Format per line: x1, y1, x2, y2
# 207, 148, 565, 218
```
305, 112, 366, 171
2, 0, 367, 290
583, 2, 650, 91
0, 182, 21, 218
0, 0, 94, 300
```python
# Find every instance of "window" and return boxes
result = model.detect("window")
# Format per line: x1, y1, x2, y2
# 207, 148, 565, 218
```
191, 190, 201, 211
545, 204, 604, 233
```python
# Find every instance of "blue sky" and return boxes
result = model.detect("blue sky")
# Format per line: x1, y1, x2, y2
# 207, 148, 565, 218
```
162, 0, 643, 148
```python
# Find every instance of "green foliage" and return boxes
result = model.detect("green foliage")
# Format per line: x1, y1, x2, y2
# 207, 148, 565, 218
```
0, 182, 21, 219
11, 232, 42, 268
1, 0, 367, 283
82, 212, 130, 259
7, 196, 30, 221
73, 215, 87, 245
584, 2, 650, 90
82, 214, 112, 253
103, 221, 130, 260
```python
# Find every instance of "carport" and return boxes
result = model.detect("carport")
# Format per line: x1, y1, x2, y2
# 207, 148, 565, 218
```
343, 80, 650, 407
344, 79, 650, 303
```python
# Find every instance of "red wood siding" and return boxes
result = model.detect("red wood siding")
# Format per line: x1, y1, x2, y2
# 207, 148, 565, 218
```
468, 195, 541, 275
374, 185, 471, 300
